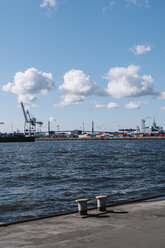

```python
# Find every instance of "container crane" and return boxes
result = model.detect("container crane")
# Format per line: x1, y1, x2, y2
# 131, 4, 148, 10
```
20, 102, 43, 136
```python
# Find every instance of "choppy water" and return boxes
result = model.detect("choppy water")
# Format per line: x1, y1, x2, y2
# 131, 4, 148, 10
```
0, 140, 165, 224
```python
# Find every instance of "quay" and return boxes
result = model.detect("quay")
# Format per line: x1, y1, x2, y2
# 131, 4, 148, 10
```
0, 199, 165, 247
36, 136, 165, 141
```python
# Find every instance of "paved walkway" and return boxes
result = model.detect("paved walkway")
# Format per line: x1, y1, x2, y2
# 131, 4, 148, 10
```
0, 200, 165, 248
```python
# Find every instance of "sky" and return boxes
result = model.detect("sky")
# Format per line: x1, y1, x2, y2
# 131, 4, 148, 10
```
1, 0, 165, 133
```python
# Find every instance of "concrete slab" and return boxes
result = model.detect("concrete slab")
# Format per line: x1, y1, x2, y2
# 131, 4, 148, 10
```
0, 200, 165, 248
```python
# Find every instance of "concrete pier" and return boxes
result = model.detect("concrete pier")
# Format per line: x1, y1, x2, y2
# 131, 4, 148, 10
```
0, 199, 165, 248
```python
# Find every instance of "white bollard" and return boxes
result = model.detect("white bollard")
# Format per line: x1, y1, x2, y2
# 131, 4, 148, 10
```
96, 195, 108, 211
75, 198, 88, 215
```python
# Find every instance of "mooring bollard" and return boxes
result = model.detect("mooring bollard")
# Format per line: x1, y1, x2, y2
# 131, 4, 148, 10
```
96, 195, 108, 212
75, 198, 88, 215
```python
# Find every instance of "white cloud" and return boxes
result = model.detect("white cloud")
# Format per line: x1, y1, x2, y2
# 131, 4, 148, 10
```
102, 0, 150, 12
160, 106, 165, 111
56, 69, 96, 106
130, 44, 151, 55
40, 0, 56, 8
125, 101, 141, 109
54, 94, 85, 107
157, 91, 165, 99
95, 103, 106, 108
107, 102, 120, 108
103, 64, 154, 99
3, 67, 55, 103
126, 0, 150, 8
103, 0, 150, 11
125, 100, 148, 109
95, 102, 119, 109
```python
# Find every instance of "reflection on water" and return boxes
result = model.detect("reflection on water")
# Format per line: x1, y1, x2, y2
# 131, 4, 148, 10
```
0, 140, 165, 224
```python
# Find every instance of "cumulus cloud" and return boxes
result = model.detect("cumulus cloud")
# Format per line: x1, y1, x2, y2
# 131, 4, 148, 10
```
40, 0, 56, 8
95, 103, 106, 108
3, 67, 55, 103
107, 102, 120, 108
95, 102, 120, 109
103, 64, 154, 99
130, 44, 151, 55
125, 101, 148, 109
56, 69, 96, 106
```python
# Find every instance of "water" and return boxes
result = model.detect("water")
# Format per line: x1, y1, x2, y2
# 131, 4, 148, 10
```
0, 140, 165, 224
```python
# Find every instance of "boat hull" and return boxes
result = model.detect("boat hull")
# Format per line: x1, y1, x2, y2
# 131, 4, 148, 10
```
0, 136, 35, 142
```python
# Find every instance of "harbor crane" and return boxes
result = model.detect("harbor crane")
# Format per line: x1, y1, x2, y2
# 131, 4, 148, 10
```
20, 102, 43, 136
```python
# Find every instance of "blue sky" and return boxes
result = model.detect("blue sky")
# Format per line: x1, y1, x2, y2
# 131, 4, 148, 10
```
1, 0, 165, 133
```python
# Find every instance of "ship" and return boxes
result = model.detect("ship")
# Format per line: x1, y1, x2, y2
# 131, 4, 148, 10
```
140, 119, 164, 136
0, 133, 35, 142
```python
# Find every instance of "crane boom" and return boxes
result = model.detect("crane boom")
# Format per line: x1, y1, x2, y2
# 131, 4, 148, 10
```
20, 101, 28, 123
36, 121, 43, 125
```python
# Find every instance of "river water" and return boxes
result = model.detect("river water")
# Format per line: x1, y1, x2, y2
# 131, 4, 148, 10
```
0, 140, 165, 224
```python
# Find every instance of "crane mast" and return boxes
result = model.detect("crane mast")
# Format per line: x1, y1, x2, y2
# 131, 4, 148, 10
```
20, 101, 43, 137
